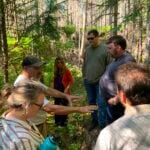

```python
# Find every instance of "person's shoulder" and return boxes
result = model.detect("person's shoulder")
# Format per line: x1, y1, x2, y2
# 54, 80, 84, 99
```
124, 51, 136, 62
14, 74, 28, 86
85, 45, 92, 51
65, 69, 72, 74
64, 69, 73, 78
98, 43, 107, 52
102, 116, 128, 133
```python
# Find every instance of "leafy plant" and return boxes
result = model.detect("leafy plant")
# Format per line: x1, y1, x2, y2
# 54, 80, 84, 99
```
63, 24, 76, 38
55, 40, 75, 53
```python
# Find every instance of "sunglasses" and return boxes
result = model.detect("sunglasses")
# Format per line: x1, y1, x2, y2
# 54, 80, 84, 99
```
32, 102, 43, 109
87, 37, 95, 40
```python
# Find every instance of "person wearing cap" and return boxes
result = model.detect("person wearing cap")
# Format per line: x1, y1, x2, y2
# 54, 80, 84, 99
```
82, 29, 112, 130
14, 55, 97, 137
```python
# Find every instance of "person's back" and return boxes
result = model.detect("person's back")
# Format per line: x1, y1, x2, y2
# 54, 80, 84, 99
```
96, 106, 150, 150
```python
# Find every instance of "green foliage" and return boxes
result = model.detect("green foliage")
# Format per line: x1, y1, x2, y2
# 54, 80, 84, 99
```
7, 36, 33, 83
0, 73, 4, 89
43, 58, 55, 86
7, 37, 16, 46
21, 0, 60, 50
112, 24, 124, 33
69, 144, 80, 150
19, 37, 32, 49
144, 57, 150, 65
41, 0, 60, 40
86, 25, 111, 33
55, 40, 75, 52
8, 36, 32, 53
63, 24, 76, 37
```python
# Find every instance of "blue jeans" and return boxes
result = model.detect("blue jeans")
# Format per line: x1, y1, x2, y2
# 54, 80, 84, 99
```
84, 79, 99, 123
97, 88, 108, 128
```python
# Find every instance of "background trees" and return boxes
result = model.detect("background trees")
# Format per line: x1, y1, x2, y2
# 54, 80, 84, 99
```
0, 0, 149, 83
0, 1, 149, 149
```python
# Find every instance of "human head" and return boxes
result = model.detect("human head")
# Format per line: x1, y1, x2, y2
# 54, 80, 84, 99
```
107, 35, 127, 58
116, 63, 150, 106
3, 80, 47, 118
54, 57, 66, 76
87, 29, 99, 47
22, 56, 45, 80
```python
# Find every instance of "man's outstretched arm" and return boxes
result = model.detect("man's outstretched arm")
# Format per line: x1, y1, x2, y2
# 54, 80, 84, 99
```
43, 104, 98, 115
45, 87, 83, 105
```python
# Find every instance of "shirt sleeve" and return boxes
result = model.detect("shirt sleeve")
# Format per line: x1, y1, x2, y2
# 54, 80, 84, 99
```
38, 82, 49, 107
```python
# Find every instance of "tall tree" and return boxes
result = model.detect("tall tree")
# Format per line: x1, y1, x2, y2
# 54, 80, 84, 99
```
80, 0, 88, 57
0, 0, 9, 83
145, 0, 150, 64
113, 0, 118, 35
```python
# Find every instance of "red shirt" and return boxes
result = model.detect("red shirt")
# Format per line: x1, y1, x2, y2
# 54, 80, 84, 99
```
62, 69, 74, 94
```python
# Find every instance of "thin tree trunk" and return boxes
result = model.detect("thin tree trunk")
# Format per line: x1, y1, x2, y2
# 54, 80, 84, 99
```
80, 0, 88, 57
145, 0, 150, 64
0, 0, 9, 83
139, 10, 143, 63
13, 0, 19, 41
113, 0, 118, 35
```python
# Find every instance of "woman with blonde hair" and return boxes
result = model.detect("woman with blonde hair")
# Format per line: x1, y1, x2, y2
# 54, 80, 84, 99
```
0, 80, 46, 149
54, 57, 74, 126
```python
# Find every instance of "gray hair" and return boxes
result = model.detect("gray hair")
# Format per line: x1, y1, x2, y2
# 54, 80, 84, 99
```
7, 80, 47, 108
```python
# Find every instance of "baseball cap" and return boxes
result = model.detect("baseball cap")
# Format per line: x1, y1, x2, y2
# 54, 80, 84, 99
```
22, 56, 46, 67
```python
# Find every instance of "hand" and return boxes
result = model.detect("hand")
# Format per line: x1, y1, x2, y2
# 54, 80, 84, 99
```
79, 105, 98, 113
108, 96, 119, 105
64, 88, 69, 94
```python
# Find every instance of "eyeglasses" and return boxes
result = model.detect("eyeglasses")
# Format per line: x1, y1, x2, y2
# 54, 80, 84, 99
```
87, 37, 95, 40
32, 102, 43, 109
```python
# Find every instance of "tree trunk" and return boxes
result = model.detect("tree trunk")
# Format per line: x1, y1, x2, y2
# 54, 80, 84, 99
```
145, 0, 150, 65
0, 0, 9, 83
113, 0, 118, 35
80, 0, 88, 57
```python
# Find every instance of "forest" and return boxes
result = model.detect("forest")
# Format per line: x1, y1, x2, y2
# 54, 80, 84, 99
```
0, 0, 150, 150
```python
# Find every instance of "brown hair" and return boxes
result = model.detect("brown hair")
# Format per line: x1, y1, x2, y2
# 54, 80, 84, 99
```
54, 57, 67, 77
116, 63, 150, 105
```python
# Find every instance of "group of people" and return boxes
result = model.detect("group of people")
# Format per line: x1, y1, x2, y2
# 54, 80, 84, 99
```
0, 28, 149, 150
83, 29, 136, 129
83, 29, 150, 149
0, 55, 97, 149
